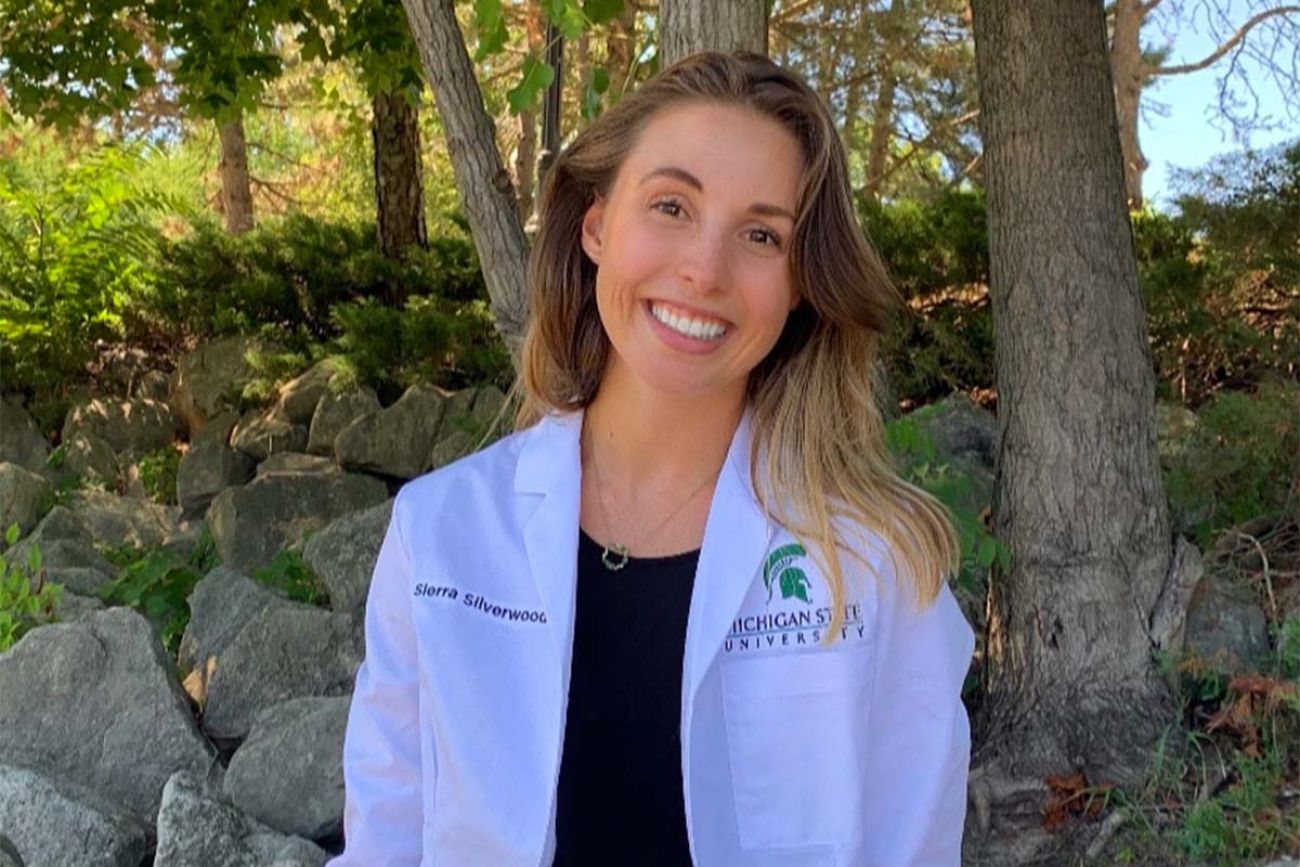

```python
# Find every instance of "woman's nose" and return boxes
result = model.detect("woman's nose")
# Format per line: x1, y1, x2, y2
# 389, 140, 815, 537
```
675, 229, 729, 295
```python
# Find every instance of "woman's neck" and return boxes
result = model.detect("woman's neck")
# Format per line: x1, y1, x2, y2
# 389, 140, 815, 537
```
581, 358, 745, 499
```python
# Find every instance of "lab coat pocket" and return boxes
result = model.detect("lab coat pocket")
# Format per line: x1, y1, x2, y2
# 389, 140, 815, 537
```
720, 647, 875, 850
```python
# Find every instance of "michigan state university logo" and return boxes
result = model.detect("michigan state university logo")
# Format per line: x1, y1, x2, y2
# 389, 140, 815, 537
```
763, 543, 812, 605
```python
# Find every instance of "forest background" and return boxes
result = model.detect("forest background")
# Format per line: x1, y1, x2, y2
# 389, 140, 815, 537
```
0, 0, 1298, 863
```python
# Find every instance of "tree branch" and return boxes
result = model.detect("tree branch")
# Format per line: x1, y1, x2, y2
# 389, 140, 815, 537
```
1152, 6, 1300, 76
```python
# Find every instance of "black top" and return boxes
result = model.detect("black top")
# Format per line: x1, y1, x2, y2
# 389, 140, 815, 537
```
551, 529, 700, 866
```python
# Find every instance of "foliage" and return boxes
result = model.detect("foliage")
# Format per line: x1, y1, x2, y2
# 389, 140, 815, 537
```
883, 412, 1009, 599
1162, 378, 1300, 547
96, 529, 220, 658
136, 445, 182, 506
251, 549, 327, 606
0, 128, 186, 396
0, 523, 64, 653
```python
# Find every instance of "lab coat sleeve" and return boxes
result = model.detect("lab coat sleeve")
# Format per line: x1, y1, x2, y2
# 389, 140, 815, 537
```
862, 571, 976, 867
326, 493, 425, 866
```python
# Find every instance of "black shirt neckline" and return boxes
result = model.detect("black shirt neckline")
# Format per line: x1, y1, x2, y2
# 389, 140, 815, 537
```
577, 527, 702, 569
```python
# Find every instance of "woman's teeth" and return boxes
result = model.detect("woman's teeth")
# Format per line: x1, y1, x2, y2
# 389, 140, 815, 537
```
650, 303, 728, 341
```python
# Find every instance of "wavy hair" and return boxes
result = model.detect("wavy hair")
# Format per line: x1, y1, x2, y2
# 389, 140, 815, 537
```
515, 50, 959, 638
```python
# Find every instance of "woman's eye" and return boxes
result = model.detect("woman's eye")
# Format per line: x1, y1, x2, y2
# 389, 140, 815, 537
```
651, 198, 684, 218
749, 228, 782, 248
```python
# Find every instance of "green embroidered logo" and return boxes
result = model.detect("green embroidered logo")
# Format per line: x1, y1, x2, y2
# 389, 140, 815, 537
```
763, 543, 812, 605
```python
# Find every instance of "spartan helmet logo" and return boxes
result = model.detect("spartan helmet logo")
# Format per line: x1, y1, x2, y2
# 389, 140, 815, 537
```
762, 543, 812, 605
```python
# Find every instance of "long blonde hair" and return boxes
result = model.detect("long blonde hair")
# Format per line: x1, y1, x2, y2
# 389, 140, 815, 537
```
515, 50, 959, 640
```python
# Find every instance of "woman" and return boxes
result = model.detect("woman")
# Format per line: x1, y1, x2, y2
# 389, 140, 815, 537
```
329, 50, 976, 866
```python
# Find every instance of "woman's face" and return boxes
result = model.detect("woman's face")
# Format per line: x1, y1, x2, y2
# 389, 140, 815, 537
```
581, 101, 803, 402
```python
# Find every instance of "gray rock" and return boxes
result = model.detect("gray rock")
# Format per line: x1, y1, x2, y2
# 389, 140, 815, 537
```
0, 463, 50, 539
0, 835, 20, 867
177, 435, 256, 521
169, 335, 279, 437
307, 385, 380, 458
910, 392, 998, 467
224, 696, 349, 841
302, 499, 394, 616
231, 410, 309, 462
192, 409, 241, 448
155, 770, 328, 867
0, 608, 216, 822
0, 763, 150, 867
61, 397, 177, 460
1184, 573, 1271, 676
1156, 400, 1199, 462
0, 398, 51, 472
272, 360, 344, 427
66, 489, 201, 556
51, 588, 107, 620
179, 568, 361, 740
2, 507, 114, 585
205, 472, 388, 575
42, 567, 115, 598
135, 369, 171, 402
470, 384, 509, 431
428, 428, 476, 469
256, 452, 338, 478
60, 432, 120, 490
336, 382, 449, 479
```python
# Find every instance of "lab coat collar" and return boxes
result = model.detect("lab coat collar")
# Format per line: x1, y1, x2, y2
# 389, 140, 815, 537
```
513, 405, 775, 705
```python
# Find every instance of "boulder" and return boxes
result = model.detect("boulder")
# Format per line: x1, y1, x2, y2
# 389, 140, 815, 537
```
154, 770, 328, 867
224, 696, 349, 841
179, 567, 361, 740
336, 382, 449, 479
61, 397, 178, 460
302, 499, 394, 616
168, 335, 279, 437
256, 452, 338, 478
0, 763, 150, 867
177, 435, 256, 521
66, 489, 201, 556
0, 608, 216, 822
910, 392, 997, 467
0, 463, 50, 539
51, 588, 107, 620
307, 385, 380, 458
60, 433, 120, 491
206, 472, 388, 575
272, 359, 344, 427
134, 369, 171, 402
0, 398, 50, 473
1184, 572, 1271, 677
2, 506, 115, 584
41, 567, 115, 598
230, 409, 309, 462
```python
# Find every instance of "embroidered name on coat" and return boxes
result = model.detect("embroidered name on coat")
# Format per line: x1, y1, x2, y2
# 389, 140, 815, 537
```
413, 583, 547, 624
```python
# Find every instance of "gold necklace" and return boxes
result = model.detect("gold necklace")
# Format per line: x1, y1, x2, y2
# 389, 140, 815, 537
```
585, 431, 721, 571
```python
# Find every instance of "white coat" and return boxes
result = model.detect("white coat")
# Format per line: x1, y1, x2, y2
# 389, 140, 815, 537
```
326, 406, 977, 867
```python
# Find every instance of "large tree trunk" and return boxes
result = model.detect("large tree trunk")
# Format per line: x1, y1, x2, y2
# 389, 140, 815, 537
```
401, 0, 532, 359
659, 0, 766, 67
969, 0, 1180, 789
372, 89, 429, 282
217, 116, 254, 235
1110, 0, 1147, 208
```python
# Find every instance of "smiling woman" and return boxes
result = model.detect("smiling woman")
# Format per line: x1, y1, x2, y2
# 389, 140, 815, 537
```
329, 50, 975, 867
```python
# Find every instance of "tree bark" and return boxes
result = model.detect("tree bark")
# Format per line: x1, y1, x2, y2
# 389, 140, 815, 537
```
401, 0, 532, 360
217, 115, 255, 235
970, 0, 1178, 787
659, 0, 767, 67
372, 89, 429, 282
1110, 0, 1146, 209
864, 0, 901, 199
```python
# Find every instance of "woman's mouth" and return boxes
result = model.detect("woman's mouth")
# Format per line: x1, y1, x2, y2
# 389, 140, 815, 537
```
647, 301, 729, 341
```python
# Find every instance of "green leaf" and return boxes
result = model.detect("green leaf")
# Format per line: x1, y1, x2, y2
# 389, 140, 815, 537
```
4, 523, 19, 546
472, 0, 509, 61
583, 0, 623, 25
506, 56, 555, 116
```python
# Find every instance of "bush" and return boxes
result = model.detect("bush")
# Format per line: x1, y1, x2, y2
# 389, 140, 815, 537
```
0, 523, 64, 652
0, 131, 184, 397
1162, 378, 1300, 546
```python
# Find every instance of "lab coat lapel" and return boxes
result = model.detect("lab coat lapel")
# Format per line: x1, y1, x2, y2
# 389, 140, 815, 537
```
683, 407, 775, 706
515, 411, 584, 666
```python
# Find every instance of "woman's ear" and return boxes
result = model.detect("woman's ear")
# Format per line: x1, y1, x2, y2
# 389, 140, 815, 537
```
580, 196, 606, 265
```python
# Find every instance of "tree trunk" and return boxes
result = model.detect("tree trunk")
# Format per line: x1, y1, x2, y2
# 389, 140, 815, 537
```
217, 115, 255, 235
659, 0, 767, 67
607, 1, 637, 100
864, 65, 897, 199
372, 89, 429, 284
1110, 0, 1147, 208
401, 0, 532, 360
969, 0, 1179, 788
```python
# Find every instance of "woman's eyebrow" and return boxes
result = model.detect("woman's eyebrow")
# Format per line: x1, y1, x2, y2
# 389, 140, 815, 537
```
638, 165, 795, 222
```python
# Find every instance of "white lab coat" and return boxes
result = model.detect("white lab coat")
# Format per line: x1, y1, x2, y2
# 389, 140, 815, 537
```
326, 407, 976, 867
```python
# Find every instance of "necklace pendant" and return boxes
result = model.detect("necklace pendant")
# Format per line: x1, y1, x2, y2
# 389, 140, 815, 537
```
601, 543, 630, 571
